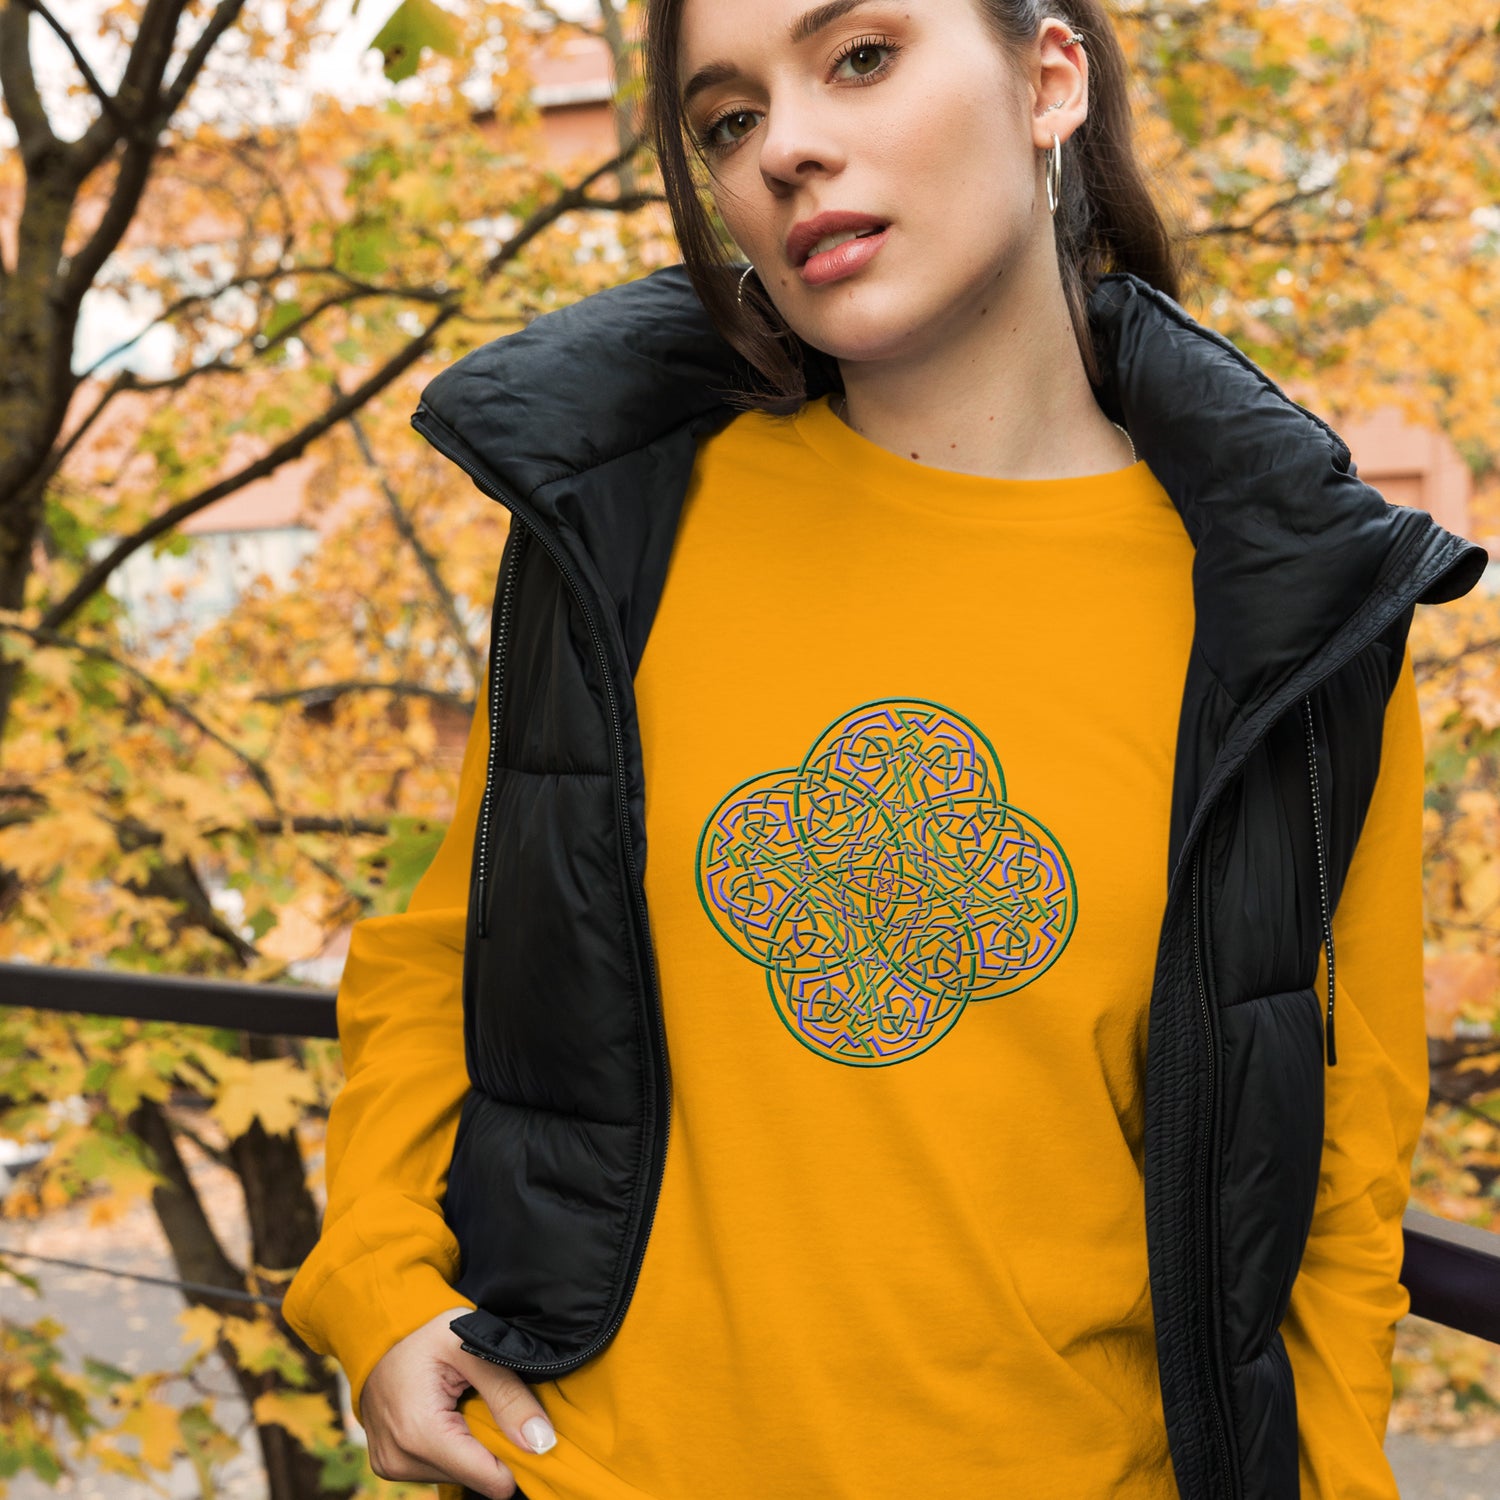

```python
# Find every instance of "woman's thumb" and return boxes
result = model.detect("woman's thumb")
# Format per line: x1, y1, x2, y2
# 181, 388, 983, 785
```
454, 1348, 557, 1457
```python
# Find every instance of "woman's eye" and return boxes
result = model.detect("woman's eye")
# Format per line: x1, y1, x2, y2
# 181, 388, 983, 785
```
705, 109, 761, 151
837, 43, 889, 79
697, 37, 898, 155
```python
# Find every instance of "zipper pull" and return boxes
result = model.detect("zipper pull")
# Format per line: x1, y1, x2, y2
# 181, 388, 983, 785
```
1325, 973, 1337, 1067
477, 873, 489, 938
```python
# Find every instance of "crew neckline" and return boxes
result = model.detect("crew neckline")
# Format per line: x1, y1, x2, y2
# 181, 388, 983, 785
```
791, 393, 1172, 525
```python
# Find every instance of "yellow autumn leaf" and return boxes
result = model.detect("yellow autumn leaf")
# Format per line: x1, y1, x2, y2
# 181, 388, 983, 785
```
1460, 858, 1500, 922
1454, 1052, 1500, 1076
105, 1039, 174, 1115
210, 1056, 320, 1139
251, 1390, 343, 1452
157, 770, 238, 825
93, 1446, 149, 1481
177, 1304, 226, 1356
119, 1396, 182, 1471
221, 1314, 313, 1383
86, 1190, 132, 1228
26, 647, 75, 690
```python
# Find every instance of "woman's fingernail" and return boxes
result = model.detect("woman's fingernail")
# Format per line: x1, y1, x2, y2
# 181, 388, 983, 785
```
522, 1416, 557, 1454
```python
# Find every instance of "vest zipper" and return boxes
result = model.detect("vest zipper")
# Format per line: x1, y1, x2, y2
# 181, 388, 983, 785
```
1192, 843, 1236, 1495
475, 524, 528, 940
1186, 684, 1350, 1494
410, 407, 672, 1378
1189, 692, 1340, 1493
1300, 694, 1337, 1066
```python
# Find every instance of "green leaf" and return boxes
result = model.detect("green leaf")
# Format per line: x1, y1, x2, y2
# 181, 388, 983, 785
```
149, 531, 193, 559
1165, 80, 1201, 146
26, 1443, 62, 1484
359, 816, 447, 914
0, 1258, 42, 1294
370, 0, 462, 84
83, 1355, 134, 1388
317, 1439, 371, 1490
246, 402, 295, 436
344, 222, 393, 276
263, 300, 304, 344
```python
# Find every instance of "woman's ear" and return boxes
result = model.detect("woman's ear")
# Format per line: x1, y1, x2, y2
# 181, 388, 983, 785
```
1029, 17, 1089, 150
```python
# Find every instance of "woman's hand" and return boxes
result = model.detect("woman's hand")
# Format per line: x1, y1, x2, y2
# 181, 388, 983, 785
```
360, 1305, 558, 1499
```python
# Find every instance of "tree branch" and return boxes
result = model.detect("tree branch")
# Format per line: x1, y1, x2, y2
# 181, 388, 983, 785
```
160, 1107, 234, 1171
69, 0, 187, 179
76, 267, 451, 384
1414, 638, 1500, 677
13, 0, 141, 141
0, 0, 58, 165
61, 139, 162, 313
482, 135, 647, 276
1429, 1086, 1500, 1129
41, 307, 453, 630
156, 0, 247, 127
78, 279, 454, 405
528, 0, 602, 38
43, 133, 651, 632
244, 814, 392, 837
1190, 180, 1338, 240
112, 0, 190, 117
0, 619, 277, 803
35, 370, 143, 500
344, 410, 483, 688
126, 1095, 250, 1315
62, 0, 251, 306
597, 0, 636, 198
253, 678, 474, 711
115, 814, 262, 960
0, 797, 393, 842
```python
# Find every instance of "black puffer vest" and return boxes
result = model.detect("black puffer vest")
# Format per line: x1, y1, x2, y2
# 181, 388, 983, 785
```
410, 266, 1486, 1499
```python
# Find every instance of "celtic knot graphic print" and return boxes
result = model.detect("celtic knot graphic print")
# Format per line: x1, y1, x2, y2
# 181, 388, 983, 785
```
695, 699, 1077, 1067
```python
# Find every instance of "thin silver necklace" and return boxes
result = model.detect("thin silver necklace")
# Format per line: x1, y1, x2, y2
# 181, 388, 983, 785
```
833, 391, 1138, 465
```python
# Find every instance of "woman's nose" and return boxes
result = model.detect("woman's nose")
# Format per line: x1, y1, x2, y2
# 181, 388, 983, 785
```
755, 92, 847, 190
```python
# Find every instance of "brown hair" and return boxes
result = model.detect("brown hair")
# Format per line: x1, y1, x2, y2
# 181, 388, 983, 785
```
642, 0, 1183, 407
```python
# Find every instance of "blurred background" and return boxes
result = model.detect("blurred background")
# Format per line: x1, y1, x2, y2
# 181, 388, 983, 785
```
0, 0, 1498, 1494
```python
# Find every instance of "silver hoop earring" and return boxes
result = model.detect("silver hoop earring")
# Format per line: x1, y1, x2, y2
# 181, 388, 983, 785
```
737, 264, 755, 305
1046, 131, 1063, 216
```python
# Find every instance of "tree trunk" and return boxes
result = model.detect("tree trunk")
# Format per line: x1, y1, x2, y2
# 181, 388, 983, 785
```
598, 0, 637, 199
128, 1093, 355, 1500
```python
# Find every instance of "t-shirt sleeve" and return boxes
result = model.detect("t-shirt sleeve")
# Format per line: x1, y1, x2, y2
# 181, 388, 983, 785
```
1281, 638, 1426, 1500
282, 662, 489, 1425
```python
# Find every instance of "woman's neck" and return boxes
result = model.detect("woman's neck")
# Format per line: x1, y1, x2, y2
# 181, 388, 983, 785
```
832, 254, 1134, 481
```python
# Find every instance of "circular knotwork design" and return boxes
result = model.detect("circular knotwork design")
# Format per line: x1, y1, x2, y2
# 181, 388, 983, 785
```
696, 700, 1077, 1066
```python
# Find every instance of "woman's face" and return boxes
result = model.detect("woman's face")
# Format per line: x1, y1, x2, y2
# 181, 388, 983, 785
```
676, 0, 1074, 365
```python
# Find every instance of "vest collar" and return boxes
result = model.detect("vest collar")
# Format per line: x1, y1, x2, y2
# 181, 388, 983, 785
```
413, 265, 1485, 714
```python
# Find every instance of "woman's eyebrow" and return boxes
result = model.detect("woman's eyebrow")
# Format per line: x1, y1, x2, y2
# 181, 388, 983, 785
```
788, 0, 875, 46
680, 0, 879, 107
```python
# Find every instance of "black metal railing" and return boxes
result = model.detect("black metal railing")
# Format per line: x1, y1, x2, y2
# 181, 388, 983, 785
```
0, 959, 337, 1038
1, 960, 1497, 1345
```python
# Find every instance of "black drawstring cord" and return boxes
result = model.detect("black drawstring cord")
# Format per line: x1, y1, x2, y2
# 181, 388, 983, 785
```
1301, 694, 1337, 1066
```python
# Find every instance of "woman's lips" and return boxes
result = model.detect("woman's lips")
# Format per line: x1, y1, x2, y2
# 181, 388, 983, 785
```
798, 227, 888, 287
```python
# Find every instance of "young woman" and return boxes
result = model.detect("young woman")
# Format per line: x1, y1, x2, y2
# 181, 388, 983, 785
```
283, 3, 1487, 1498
